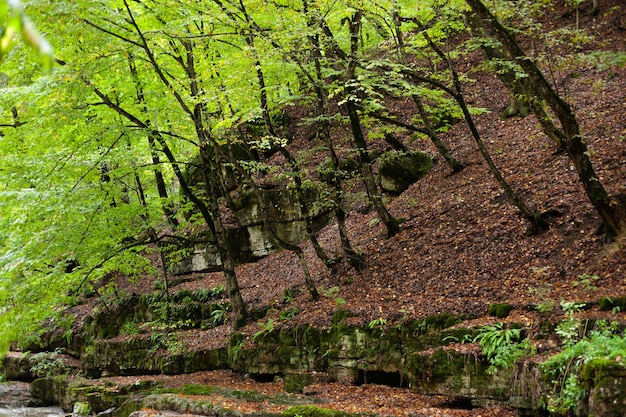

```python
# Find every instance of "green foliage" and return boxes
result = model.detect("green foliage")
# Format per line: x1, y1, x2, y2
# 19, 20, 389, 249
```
253, 318, 276, 341
0, 0, 621, 362
556, 301, 586, 346
541, 321, 626, 415
528, 280, 556, 313
0, 0, 54, 69
470, 323, 535, 374
29, 349, 69, 378
580, 51, 626, 71
282, 289, 295, 304
119, 321, 141, 336
148, 331, 183, 355
571, 274, 599, 291
368, 317, 388, 338
279, 307, 300, 321
599, 296, 626, 313
211, 304, 229, 325
321, 286, 345, 307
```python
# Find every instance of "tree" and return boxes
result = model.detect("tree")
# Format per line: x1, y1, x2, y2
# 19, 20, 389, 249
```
465, 0, 626, 237
82, 0, 251, 327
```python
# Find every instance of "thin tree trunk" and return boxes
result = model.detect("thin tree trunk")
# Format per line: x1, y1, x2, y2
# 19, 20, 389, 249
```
221, 146, 319, 300
215, 1, 323, 294
392, 12, 467, 173
242, 26, 332, 269
128, 54, 179, 228
412, 94, 467, 172
344, 11, 401, 238
414, 16, 550, 232
304, 1, 363, 268
466, 0, 626, 236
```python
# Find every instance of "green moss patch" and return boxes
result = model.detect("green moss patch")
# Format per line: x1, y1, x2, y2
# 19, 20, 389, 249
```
283, 405, 361, 417
488, 303, 513, 318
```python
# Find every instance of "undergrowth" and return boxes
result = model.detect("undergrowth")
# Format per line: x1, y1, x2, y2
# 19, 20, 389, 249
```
541, 320, 626, 415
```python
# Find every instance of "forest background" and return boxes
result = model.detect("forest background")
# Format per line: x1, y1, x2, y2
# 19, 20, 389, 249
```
0, 0, 625, 367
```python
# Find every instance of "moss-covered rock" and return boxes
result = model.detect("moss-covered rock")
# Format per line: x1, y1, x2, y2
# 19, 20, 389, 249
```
582, 359, 626, 417
405, 347, 512, 404
378, 150, 433, 194
284, 372, 313, 393
488, 303, 513, 318
283, 405, 357, 417
599, 296, 626, 312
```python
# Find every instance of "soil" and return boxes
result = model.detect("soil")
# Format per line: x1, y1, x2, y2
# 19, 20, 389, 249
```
57, 2, 626, 416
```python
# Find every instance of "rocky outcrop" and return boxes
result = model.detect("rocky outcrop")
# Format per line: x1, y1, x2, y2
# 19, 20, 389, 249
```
4, 310, 626, 417
170, 185, 332, 275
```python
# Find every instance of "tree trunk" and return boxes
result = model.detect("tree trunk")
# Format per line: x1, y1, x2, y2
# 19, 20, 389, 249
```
392, 12, 467, 173
412, 94, 467, 172
344, 11, 401, 238
180, 39, 248, 328
414, 16, 550, 232
466, 0, 626, 236
304, 0, 363, 268
128, 54, 179, 228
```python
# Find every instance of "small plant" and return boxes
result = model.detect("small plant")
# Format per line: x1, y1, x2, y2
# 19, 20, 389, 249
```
253, 319, 276, 341
279, 307, 300, 321
282, 289, 295, 304
120, 321, 141, 336
322, 286, 345, 306
571, 274, 599, 291
29, 349, 69, 378
470, 323, 535, 374
368, 317, 388, 336
556, 301, 586, 347
211, 304, 229, 324
149, 332, 184, 355
528, 280, 555, 313
210, 284, 226, 297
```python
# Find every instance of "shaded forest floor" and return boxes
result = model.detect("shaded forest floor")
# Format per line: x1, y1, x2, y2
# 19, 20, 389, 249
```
58, 2, 625, 416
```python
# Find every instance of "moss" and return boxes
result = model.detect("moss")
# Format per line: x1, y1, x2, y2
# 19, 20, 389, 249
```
378, 150, 433, 193
488, 303, 513, 318
277, 346, 299, 364
283, 405, 356, 417
284, 373, 312, 393
581, 358, 626, 386
299, 325, 321, 347
72, 402, 91, 416
249, 306, 271, 320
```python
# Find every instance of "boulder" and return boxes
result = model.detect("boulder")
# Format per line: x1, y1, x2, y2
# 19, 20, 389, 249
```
378, 150, 433, 194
